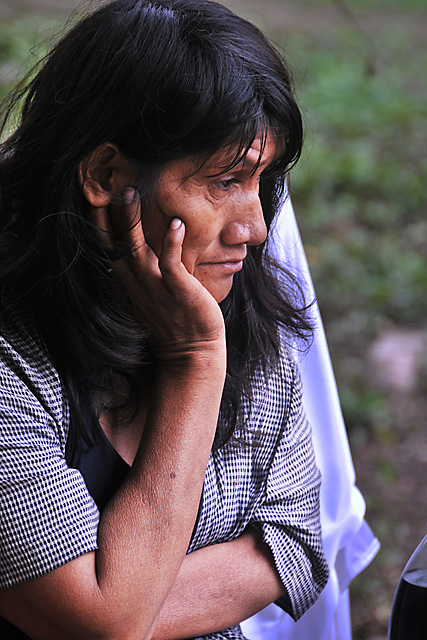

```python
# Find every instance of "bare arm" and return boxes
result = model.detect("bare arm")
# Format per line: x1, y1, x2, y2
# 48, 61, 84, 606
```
151, 527, 290, 640
0, 195, 226, 640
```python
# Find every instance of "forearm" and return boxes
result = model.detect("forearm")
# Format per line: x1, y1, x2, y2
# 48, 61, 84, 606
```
95, 351, 226, 637
0, 194, 235, 639
0, 350, 226, 640
151, 528, 287, 640
88, 201, 230, 637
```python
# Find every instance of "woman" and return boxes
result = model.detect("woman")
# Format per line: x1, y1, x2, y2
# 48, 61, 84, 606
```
0, 1, 328, 638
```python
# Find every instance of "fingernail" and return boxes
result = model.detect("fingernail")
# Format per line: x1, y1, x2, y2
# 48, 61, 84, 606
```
170, 218, 183, 229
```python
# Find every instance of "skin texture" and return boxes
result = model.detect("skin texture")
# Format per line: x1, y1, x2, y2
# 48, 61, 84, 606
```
82, 132, 275, 302
151, 529, 288, 640
141, 134, 274, 303
0, 135, 287, 639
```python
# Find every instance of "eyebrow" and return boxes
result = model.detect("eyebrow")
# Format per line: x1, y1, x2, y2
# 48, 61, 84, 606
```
208, 153, 273, 176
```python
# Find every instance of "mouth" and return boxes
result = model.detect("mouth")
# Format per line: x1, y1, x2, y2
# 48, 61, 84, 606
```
199, 260, 244, 274
219, 260, 244, 273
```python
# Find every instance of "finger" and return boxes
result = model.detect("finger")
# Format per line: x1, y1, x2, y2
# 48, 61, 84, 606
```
102, 189, 152, 267
159, 218, 188, 280
108, 188, 140, 240
116, 190, 163, 283
88, 205, 116, 253
87, 188, 139, 255
122, 189, 147, 254
123, 192, 158, 269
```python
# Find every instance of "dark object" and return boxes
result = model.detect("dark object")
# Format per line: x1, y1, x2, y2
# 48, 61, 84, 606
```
389, 536, 427, 639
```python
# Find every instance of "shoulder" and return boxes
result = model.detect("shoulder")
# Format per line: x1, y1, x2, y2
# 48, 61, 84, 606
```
232, 341, 306, 450
0, 307, 98, 591
252, 340, 302, 414
0, 306, 69, 452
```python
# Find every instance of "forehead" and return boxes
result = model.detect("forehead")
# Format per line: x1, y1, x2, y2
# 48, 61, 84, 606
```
158, 130, 282, 186
206, 130, 281, 173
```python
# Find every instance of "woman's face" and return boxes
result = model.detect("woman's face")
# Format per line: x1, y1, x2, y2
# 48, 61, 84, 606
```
143, 132, 278, 303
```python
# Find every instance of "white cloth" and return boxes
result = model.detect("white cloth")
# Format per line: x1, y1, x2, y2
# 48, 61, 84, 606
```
241, 195, 380, 640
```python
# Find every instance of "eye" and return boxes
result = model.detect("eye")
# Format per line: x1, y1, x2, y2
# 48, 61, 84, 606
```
214, 177, 240, 191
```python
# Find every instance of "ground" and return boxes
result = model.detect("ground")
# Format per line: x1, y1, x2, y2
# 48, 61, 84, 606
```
350, 328, 427, 639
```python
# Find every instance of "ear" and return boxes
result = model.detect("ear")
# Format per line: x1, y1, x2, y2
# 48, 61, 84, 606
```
78, 143, 139, 208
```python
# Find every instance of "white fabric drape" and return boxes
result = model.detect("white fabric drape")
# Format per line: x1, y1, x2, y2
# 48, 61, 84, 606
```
241, 195, 380, 640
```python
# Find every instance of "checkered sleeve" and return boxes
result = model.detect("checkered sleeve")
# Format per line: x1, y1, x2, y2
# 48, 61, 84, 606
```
250, 355, 328, 621
0, 326, 99, 590
191, 626, 248, 640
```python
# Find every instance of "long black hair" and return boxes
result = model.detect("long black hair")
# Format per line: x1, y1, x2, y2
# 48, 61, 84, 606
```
0, 0, 311, 447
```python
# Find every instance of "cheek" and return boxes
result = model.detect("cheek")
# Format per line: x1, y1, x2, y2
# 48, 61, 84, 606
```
166, 203, 220, 256
151, 183, 229, 267
180, 230, 208, 273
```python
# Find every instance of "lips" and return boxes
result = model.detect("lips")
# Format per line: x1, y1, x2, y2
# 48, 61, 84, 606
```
218, 260, 243, 272
199, 260, 244, 274
202, 253, 247, 265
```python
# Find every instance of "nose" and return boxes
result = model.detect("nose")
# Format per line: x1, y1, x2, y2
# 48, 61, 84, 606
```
221, 191, 267, 247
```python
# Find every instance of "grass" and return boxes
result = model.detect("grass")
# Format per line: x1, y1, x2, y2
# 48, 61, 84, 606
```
274, 13, 427, 435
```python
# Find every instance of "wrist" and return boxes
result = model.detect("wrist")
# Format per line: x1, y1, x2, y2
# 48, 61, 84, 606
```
153, 333, 226, 370
156, 344, 226, 382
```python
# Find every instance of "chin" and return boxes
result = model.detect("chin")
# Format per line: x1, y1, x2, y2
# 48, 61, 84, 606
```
199, 272, 236, 304
210, 281, 235, 304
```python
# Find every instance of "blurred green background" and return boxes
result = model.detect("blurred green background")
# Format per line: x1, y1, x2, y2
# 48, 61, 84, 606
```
1, 0, 427, 637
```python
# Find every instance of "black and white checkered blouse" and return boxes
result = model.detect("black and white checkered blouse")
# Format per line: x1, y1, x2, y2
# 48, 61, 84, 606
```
0, 309, 328, 639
